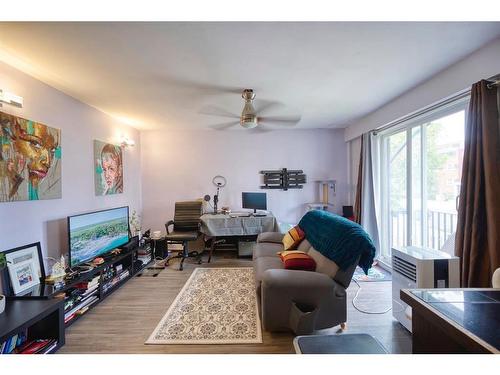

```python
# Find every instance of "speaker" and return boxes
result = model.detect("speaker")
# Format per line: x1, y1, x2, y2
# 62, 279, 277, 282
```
153, 238, 169, 257
342, 206, 354, 218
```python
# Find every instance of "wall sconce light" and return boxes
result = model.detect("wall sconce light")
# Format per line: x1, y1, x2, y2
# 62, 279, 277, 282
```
120, 137, 135, 148
0, 89, 23, 108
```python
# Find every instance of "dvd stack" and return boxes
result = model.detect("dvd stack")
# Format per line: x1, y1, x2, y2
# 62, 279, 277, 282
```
64, 275, 100, 324
137, 242, 152, 266
102, 266, 130, 294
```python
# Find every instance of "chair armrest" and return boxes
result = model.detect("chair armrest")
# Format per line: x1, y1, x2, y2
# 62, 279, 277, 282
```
257, 232, 285, 244
165, 220, 174, 235
262, 269, 337, 293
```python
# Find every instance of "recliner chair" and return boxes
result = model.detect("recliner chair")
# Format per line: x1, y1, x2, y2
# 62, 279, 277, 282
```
254, 232, 359, 334
165, 200, 203, 271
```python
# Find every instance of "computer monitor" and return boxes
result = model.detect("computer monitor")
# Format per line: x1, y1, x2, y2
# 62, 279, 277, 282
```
242, 192, 267, 214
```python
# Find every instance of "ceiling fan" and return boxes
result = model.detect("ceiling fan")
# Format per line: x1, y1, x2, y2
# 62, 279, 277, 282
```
201, 89, 301, 131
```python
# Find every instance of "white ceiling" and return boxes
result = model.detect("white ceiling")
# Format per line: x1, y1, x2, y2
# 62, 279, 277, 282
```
1, 22, 499, 130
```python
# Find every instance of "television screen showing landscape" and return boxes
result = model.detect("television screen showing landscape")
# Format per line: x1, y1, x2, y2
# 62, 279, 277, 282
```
69, 207, 129, 266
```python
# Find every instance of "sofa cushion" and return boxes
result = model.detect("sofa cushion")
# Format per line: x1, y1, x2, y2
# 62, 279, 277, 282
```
257, 232, 285, 244
297, 238, 312, 253
253, 242, 284, 260
254, 256, 284, 292
308, 247, 339, 278
282, 225, 305, 250
280, 252, 316, 271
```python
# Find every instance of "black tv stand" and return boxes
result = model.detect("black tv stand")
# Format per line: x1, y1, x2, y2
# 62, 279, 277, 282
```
7, 244, 151, 329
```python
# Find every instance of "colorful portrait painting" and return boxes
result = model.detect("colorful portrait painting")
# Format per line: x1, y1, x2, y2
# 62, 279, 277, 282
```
94, 140, 123, 195
0, 111, 61, 202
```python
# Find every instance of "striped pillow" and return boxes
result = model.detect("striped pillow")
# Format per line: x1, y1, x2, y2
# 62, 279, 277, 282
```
279, 251, 316, 271
282, 225, 305, 251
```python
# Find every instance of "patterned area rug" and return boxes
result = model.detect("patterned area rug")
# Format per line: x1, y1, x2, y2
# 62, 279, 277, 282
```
353, 264, 392, 282
146, 267, 262, 344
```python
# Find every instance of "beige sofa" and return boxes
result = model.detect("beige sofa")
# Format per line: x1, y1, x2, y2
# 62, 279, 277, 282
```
253, 232, 358, 334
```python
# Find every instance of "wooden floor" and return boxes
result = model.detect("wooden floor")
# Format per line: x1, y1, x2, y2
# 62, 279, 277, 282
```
60, 253, 412, 354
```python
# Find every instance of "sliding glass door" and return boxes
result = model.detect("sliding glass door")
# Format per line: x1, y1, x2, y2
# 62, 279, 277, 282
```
379, 104, 466, 263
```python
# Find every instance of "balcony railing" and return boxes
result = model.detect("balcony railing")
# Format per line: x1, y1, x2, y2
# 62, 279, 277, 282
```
391, 209, 458, 252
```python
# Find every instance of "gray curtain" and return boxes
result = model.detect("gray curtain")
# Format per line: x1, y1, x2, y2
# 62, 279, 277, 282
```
455, 80, 500, 287
355, 132, 381, 257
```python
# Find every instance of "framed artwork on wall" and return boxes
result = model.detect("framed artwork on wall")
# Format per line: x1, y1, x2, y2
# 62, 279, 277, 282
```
1, 242, 45, 295
94, 140, 123, 195
0, 110, 62, 202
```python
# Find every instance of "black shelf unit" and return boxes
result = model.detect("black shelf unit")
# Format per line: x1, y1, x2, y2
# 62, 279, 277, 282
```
0, 298, 65, 354
7, 245, 151, 329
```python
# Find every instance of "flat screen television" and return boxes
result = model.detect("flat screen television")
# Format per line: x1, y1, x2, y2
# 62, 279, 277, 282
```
242, 192, 267, 213
68, 206, 130, 267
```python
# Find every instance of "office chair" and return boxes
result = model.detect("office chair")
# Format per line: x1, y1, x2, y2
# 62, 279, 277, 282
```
164, 200, 203, 270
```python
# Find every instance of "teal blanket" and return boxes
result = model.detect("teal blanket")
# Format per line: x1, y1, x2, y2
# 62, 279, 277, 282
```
298, 210, 375, 274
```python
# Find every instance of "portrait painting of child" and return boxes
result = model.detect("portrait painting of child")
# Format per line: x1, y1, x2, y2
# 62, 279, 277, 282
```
94, 140, 123, 195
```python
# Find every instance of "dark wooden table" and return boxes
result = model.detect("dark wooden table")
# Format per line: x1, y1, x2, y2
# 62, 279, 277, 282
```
401, 288, 500, 354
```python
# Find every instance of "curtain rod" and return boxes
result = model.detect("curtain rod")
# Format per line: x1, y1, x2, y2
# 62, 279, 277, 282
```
371, 88, 470, 135
366, 73, 499, 136
486, 79, 500, 89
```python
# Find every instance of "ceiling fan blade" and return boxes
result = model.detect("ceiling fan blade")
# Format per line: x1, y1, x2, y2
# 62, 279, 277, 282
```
199, 105, 240, 119
254, 99, 284, 115
209, 121, 240, 130
258, 116, 301, 126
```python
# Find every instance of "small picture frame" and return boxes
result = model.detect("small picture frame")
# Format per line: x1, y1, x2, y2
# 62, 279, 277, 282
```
1, 242, 45, 296
8, 260, 39, 294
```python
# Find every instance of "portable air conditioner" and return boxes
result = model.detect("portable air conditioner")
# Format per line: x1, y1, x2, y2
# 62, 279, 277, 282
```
392, 246, 460, 332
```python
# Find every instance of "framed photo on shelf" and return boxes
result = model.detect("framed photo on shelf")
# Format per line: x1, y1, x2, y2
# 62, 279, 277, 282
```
1, 242, 45, 295
8, 260, 39, 294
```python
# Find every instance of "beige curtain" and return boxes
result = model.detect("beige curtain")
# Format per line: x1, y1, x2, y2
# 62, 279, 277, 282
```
455, 80, 500, 287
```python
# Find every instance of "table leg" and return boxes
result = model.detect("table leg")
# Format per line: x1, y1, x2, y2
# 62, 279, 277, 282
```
208, 240, 214, 263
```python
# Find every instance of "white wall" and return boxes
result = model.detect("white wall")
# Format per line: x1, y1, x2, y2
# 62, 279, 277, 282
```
345, 37, 500, 141
141, 128, 347, 232
0, 61, 142, 263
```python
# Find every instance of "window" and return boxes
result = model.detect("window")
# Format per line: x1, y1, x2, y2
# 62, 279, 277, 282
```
378, 101, 467, 262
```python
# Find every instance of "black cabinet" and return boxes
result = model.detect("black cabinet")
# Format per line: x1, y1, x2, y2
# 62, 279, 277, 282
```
0, 298, 65, 354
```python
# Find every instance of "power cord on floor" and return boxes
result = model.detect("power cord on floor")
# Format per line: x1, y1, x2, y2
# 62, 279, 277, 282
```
351, 279, 392, 314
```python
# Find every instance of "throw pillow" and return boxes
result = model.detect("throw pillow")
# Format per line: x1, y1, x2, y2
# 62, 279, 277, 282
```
282, 225, 305, 251
280, 252, 316, 271
277, 250, 307, 257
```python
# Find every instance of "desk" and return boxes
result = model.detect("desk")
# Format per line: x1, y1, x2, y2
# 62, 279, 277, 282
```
200, 213, 279, 261
401, 288, 500, 354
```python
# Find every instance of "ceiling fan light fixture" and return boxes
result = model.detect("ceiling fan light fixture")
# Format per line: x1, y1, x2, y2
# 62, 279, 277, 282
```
240, 89, 258, 128
240, 115, 258, 129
